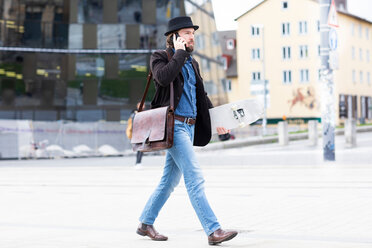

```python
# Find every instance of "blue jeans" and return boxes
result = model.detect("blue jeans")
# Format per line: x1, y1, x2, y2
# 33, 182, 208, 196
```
139, 119, 221, 235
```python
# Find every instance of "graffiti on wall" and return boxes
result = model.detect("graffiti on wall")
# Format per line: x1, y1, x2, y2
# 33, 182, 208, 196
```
288, 86, 317, 111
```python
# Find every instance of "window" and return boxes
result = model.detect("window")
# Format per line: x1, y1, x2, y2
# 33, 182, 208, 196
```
68, 24, 83, 49
283, 70, 292, 84
318, 45, 321, 56
204, 81, 217, 95
318, 69, 322, 80
352, 47, 356, 60
368, 72, 371, 85
299, 21, 308, 34
226, 39, 235, 50
359, 24, 362, 38
196, 34, 205, 50
139, 25, 158, 49
361, 96, 367, 119
360, 71, 363, 83
282, 22, 290, 35
282, 46, 291, 59
252, 48, 261, 60
251, 26, 260, 36
366, 27, 370, 40
227, 80, 232, 92
76, 54, 105, 79
221, 56, 228, 70
300, 69, 309, 82
352, 70, 356, 83
212, 32, 220, 46
78, 0, 103, 24
317, 20, 320, 32
201, 58, 210, 72
252, 72, 261, 81
117, 0, 141, 25
367, 50, 370, 63
222, 79, 232, 92
299, 45, 308, 58
97, 24, 126, 49
351, 23, 355, 36
282, 1, 288, 9
359, 48, 363, 61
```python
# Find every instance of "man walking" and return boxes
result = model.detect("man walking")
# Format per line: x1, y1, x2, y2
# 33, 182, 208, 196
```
136, 16, 238, 245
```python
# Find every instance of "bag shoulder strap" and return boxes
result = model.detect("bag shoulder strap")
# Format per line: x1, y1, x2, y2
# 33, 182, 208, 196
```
138, 50, 174, 112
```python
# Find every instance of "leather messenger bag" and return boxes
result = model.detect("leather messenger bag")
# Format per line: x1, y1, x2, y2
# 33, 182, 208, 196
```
130, 66, 175, 152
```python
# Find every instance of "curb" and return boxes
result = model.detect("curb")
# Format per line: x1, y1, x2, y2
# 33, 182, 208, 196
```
196, 125, 372, 152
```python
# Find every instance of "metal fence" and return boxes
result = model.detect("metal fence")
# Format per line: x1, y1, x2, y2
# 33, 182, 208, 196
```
0, 120, 132, 159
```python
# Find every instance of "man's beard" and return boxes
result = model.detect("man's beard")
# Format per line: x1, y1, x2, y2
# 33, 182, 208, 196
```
186, 45, 194, 53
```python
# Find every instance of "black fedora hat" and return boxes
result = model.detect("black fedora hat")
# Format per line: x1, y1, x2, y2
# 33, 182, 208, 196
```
164, 16, 199, 36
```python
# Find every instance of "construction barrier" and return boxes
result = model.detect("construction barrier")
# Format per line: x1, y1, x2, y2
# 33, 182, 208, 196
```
0, 120, 132, 159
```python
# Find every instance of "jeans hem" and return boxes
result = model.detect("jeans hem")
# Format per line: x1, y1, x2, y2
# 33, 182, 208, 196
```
138, 219, 154, 225
207, 225, 221, 236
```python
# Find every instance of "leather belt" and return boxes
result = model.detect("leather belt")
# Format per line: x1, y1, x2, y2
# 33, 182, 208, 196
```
175, 115, 196, 125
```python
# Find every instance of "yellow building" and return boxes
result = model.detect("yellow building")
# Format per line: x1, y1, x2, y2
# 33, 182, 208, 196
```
234, 0, 372, 125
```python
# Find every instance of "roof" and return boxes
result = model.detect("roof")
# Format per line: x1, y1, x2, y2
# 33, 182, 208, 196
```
235, 0, 266, 21
338, 10, 372, 25
234, 0, 372, 25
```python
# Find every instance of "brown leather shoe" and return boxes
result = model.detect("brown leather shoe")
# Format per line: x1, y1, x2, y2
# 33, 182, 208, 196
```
136, 223, 168, 241
208, 228, 238, 245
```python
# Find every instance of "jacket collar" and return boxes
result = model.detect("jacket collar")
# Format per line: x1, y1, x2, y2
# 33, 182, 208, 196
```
165, 47, 202, 83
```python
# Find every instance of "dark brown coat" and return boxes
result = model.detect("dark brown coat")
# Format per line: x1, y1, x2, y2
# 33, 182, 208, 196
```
150, 48, 213, 146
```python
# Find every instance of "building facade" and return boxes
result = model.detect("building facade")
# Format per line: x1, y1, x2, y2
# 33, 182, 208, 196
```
234, 0, 372, 125
218, 30, 238, 102
0, 0, 225, 122
187, 0, 228, 105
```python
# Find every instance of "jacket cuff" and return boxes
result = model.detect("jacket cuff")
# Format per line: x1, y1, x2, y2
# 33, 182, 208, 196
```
173, 49, 190, 59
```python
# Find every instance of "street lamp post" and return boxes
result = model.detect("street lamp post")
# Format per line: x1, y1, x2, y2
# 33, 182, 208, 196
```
256, 24, 267, 136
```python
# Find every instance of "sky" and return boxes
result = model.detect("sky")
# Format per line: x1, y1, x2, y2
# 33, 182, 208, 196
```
211, 0, 372, 31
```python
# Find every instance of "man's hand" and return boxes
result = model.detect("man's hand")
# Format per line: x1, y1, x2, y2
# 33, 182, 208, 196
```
173, 34, 186, 51
216, 127, 230, 135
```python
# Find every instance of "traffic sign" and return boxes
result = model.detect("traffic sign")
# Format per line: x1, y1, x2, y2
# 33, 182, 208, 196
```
328, 28, 338, 51
328, 0, 339, 28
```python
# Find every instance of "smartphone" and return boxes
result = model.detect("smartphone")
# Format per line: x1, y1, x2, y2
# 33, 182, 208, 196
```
174, 33, 186, 49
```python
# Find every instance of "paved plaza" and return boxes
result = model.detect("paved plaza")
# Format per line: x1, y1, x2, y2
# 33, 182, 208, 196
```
1, 132, 372, 248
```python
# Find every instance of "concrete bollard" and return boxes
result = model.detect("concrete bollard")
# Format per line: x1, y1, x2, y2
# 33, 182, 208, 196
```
308, 120, 318, 146
345, 119, 357, 148
278, 121, 289, 146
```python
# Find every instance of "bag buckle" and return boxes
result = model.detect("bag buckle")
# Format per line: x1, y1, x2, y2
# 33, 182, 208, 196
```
141, 130, 151, 150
